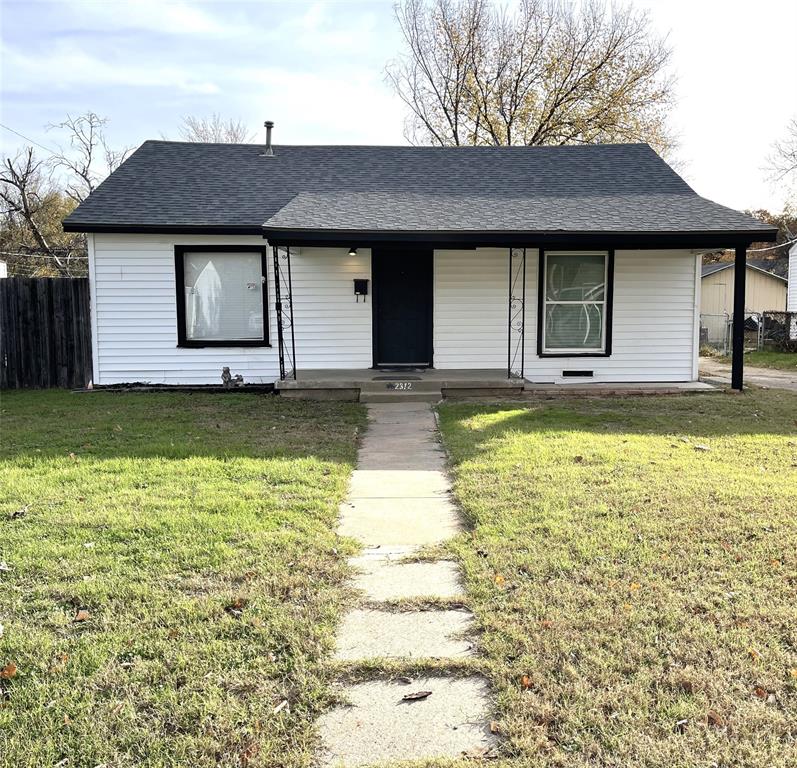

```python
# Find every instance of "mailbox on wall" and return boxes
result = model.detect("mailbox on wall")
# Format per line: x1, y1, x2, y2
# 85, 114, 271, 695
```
353, 279, 369, 302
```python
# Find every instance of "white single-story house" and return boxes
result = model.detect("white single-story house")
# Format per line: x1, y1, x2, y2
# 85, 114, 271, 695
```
789, 242, 797, 312
701, 260, 787, 316
63, 132, 777, 395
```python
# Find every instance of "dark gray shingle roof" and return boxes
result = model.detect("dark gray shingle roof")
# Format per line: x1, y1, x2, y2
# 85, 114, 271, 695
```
64, 141, 775, 239
702, 260, 787, 281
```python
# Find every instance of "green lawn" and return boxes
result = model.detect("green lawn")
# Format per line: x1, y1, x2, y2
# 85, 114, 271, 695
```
438, 391, 797, 768
0, 390, 363, 768
720, 350, 797, 371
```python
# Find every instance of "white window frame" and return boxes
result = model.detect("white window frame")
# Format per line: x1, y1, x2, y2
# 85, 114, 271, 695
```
541, 250, 610, 355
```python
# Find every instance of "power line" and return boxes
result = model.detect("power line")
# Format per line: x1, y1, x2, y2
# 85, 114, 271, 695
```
747, 237, 797, 253
0, 123, 60, 156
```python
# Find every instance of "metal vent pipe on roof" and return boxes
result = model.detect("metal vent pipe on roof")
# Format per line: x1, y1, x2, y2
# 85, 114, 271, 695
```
263, 121, 274, 157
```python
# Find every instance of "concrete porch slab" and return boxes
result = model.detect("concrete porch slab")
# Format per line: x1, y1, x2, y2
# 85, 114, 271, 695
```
317, 676, 497, 768
523, 380, 718, 395
333, 608, 474, 660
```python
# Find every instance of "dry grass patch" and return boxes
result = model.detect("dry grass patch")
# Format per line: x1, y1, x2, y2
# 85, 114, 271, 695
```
438, 391, 797, 767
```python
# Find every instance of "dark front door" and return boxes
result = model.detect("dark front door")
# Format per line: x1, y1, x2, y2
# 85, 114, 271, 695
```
373, 248, 433, 367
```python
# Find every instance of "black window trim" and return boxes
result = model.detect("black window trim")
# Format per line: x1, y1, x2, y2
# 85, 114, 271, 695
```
537, 249, 615, 358
175, 245, 271, 348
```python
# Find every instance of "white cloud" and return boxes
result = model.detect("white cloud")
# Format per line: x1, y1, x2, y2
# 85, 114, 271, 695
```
61, 0, 248, 37
265, 1, 380, 52
1, 41, 220, 94
233, 65, 405, 144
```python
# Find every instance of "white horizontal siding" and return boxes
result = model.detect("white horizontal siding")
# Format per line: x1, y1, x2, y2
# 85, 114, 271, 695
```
525, 249, 697, 382
434, 248, 510, 369
92, 235, 697, 385
789, 246, 797, 312
91, 235, 372, 385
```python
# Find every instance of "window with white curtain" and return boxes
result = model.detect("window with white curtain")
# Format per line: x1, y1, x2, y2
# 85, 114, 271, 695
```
180, 250, 266, 344
542, 252, 609, 353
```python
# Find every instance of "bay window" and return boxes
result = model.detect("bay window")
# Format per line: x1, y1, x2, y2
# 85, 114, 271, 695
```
540, 251, 613, 355
175, 246, 269, 347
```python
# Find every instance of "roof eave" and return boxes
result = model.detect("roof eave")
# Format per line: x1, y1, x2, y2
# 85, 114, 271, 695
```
62, 222, 265, 235
262, 226, 779, 250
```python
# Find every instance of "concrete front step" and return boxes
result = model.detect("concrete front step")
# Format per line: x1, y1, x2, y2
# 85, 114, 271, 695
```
360, 391, 442, 403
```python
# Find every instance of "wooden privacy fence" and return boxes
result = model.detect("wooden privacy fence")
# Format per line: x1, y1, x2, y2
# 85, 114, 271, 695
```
1, 277, 93, 389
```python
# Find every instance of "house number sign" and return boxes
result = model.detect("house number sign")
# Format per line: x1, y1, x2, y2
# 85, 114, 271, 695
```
387, 382, 413, 390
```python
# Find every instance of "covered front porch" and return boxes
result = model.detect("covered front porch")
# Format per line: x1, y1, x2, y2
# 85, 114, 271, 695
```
266, 240, 763, 396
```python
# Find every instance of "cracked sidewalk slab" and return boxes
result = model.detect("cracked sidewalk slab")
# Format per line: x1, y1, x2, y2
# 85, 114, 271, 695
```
317, 676, 497, 768
349, 558, 463, 602
333, 608, 474, 661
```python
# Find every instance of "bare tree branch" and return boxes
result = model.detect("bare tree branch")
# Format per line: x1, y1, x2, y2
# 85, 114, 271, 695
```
769, 117, 797, 182
177, 114, 255, 143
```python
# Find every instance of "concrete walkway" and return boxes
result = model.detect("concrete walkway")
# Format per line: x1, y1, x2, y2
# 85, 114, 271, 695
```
318, 403, 496, 767
700, 356, 797, 392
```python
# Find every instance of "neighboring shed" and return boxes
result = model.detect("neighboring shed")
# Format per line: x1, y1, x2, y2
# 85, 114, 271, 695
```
701, 261, 787, 315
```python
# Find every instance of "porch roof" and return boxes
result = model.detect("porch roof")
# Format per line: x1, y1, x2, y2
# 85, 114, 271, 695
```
64, 141, 776, 247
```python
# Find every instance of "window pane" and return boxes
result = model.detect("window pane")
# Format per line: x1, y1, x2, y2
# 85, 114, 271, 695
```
546, 254, 605, 301
545, 303, 604, 350
184, 252, 263, 341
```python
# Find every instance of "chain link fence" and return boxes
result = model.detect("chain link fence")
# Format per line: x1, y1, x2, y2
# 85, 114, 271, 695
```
701, 311, 797, 354
761, 311, 797, 351
700, 313, 767, 354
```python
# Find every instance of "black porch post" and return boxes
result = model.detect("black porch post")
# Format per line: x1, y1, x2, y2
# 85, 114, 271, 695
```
731, 244, 747, 391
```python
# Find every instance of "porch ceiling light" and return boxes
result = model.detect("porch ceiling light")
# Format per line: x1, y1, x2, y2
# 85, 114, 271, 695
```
348, 247, 357, 257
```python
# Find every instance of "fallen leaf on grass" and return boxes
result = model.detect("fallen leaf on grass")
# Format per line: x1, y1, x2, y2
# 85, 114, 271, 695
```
272, 699, 289, 714
74, 609, 90, 622
494, 574, 505, 587
0, 561, 11, 572
790, 669, 797, 679
489, 720, 501, 734
520, 674, 532, 689
0, 662, 17, 679
629, 582, 641, 592
539, 620, 554, 629
225, 597, 248, 617
748, 647, 761, 661
694, 445, 711, 452
573, 455, 584, 463
401, 690, 432, 701
753, 686, 768, 699
706, 710, 725, 728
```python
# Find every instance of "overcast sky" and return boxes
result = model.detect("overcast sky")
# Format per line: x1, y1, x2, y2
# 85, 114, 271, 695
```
1, 0, 795, 212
